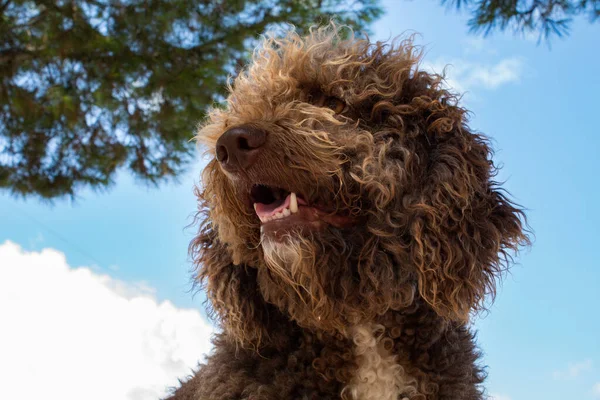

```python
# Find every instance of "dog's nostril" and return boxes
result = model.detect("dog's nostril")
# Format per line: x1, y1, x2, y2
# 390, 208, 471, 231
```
216, 145, 228, 162
237, 137, 250, 150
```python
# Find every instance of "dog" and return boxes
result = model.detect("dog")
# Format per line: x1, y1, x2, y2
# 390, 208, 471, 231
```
168, 24, 529, 400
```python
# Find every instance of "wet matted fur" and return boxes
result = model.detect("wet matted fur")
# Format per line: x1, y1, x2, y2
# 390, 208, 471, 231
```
168, 24, 529, 400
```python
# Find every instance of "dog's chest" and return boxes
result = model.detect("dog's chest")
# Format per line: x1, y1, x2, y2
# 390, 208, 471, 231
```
343, 324, 417, 400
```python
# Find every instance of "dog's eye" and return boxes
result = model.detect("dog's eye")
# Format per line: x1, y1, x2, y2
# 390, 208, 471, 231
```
324, 96, 347, 114
306, 89, 348, 114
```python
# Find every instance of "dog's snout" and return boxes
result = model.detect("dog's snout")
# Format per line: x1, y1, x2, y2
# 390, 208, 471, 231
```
215, 125, 267, 172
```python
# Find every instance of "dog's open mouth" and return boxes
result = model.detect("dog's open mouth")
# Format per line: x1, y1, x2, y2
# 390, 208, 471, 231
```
249, 184, 355, 236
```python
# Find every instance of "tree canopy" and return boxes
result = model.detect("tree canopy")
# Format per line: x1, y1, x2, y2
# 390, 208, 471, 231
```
0, 0, 381, 199
443, 0, 599, 40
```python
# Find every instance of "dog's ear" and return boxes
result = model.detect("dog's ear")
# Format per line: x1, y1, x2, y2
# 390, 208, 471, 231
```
190, 220, 277, 348
405, 88, 529, 322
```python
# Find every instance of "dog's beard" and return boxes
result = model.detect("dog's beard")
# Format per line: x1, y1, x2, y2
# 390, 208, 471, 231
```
259, 227, 365, 333
258, 224, 418, 335
262, 233, 308, 279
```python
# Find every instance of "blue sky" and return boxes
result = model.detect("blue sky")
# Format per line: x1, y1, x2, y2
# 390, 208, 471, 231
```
1, 1, 599, 399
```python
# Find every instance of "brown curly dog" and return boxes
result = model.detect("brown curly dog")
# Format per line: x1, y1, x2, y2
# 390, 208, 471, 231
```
168, 25, 529, 400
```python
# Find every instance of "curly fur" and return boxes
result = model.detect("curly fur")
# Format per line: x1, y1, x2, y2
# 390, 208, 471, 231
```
343, 324, 417, 400
168, 24, 529, 400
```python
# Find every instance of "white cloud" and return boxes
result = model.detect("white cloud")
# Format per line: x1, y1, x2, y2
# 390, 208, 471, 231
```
467, 58, 524, 89
0, 241, 213, 400
422, 57, 524, 95
489, 394, 511, 400
553, 359, 593, 379
593, 382, 600, 397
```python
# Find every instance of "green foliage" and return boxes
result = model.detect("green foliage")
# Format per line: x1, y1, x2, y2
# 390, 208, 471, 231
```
442, 0, 599, 41
0, 0, 382, 199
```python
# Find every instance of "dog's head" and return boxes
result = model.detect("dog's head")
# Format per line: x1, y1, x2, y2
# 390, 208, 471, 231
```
191, 25, 528, 346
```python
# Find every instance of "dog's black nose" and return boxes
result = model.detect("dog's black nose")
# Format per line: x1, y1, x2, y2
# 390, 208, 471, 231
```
215, 125, 267, 172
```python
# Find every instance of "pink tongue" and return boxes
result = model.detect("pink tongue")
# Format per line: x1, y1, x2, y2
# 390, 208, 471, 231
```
254, 194, 291, 218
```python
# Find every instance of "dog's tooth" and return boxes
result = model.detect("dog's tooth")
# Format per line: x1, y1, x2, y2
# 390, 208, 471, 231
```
290, 192, 298, 213
260, 225, 264, 234
276, 212, 283, 219
283, 208, 290, 217
253, 203, 258, 213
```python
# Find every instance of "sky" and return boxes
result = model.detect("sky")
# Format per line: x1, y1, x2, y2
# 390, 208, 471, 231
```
1, 1, 599, 399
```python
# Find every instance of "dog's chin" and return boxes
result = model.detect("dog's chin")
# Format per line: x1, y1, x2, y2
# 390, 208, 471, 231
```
261, 233, 305, 271
259, 231, 336, 330
259, 227, 366, 334
259, 211, 353, 275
